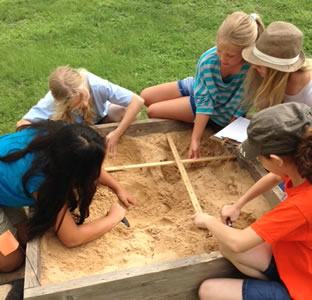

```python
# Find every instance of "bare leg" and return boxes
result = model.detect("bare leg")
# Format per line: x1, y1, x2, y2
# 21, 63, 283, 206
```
147, 97, 194, 122
0, 247, 24, 273
198, 243, 272, 300
199, 278, 244, 300
140, 81, 182, 106
220, 242, 272, 280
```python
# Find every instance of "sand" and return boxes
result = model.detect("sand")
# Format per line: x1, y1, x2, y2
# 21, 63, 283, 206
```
39, 130, 271, 285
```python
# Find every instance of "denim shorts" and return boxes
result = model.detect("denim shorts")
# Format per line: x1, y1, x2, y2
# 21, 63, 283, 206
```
0, 207, 27, 237
177, 77, 195, 115
177, 77, 223, 132
242, 257, 291, 300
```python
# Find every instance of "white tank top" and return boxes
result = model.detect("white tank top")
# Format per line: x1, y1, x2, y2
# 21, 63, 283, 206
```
284, 80, 312, 106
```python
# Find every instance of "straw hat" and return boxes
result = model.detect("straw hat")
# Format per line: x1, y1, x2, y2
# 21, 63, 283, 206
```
242, 21, 305, 72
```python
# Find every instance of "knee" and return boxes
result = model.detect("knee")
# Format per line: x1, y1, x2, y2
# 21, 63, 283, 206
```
198, 280, 215, 300
146, 104, 159, 119
0, 249, 25, 273
140, 88, 153, 107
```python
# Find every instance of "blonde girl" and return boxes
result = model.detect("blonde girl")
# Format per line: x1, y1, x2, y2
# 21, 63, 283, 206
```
140, 11, 264, 159
242, 21, 312, 110
17, 66, 145, 156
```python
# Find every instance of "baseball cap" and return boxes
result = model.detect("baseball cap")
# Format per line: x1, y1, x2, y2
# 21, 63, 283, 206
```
238, 102, 312, 160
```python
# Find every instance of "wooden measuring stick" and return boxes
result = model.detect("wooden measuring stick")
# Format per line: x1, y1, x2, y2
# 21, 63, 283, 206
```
105, 155, 234, 172
166, 133, 203, 213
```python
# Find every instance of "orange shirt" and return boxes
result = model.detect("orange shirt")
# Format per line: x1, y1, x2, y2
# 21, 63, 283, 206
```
251, 178, 312, 300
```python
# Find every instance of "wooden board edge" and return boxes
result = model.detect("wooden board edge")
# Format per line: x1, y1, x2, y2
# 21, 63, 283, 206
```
93, 119, 193, 136
24, 237, 41, 289
24, 252, 244, 300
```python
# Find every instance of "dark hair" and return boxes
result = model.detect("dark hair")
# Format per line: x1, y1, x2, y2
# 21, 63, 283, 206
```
1, 121, 106, 239
295, 128, 312, 184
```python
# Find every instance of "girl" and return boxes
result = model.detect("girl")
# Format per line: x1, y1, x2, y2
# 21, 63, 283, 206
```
0, 121, 135, 273
242, 21, 312, 110
140, 11, 264, 159
192, 102, 312, 300
16, 66, 145, 157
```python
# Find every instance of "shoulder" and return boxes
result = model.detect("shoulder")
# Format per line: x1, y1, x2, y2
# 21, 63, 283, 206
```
199, 46, 219, 65
287, 70, 312, 95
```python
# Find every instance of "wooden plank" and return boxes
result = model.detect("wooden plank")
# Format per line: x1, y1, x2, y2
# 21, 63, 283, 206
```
94, 119, 193, 137
105, 155, 234, 172
237, 158, 283, 209
24, 252, 244, 300
0, 265, 24, 285
166, 133, 202, 213
24, 237, 41, 289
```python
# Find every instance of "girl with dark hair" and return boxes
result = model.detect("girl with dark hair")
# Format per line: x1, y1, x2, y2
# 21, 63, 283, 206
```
0, 121, 135, 273
192, 103, 312, 299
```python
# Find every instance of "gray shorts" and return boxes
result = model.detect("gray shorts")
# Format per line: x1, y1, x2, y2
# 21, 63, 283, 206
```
0, 207, 27, 237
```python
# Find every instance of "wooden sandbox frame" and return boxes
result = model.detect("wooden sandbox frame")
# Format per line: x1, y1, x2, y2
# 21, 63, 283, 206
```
24, 119, 283, 300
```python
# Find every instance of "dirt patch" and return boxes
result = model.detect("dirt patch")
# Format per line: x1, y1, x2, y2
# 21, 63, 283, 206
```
40, 130, 271, 285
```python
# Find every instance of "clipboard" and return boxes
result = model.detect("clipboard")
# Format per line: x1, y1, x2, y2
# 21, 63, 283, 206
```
211, 117, 250, 146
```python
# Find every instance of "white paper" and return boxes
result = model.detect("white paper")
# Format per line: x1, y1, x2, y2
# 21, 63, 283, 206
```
214, 117, 250, 143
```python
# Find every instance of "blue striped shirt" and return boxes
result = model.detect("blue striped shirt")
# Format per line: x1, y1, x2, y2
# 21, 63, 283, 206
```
193, 47, 250, 127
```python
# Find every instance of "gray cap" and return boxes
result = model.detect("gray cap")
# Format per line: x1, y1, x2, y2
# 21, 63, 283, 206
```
238, 102, 312, 160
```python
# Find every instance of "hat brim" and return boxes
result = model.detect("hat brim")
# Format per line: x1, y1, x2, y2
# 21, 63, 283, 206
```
238, 139, 261, 160
242, 45, 305, 72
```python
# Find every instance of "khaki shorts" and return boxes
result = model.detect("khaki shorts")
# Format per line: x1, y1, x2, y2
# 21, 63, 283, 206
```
0, 207, 27, 237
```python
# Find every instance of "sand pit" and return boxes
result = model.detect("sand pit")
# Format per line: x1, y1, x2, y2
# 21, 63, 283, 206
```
39, 130, 271, 285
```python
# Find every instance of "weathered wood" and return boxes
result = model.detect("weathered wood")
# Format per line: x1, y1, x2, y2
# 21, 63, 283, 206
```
105, 155, 234, 172
24, 119, 280, 299
94, 119, 193, 137
24, 237, 41, 289
0, 265, 24, 285
166, 133, 203, 213
24, 252, 244, 300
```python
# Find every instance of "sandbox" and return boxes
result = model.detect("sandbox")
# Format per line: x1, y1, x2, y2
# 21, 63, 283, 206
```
24, 119, 282, 300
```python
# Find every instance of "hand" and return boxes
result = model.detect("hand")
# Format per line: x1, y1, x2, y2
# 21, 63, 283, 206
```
192, 212, 215, 229
188, 139, 200, 159
107, 203, 126, 224
220, 204, 241, 225
106, 130, 120, 158
117, 187, 136, 208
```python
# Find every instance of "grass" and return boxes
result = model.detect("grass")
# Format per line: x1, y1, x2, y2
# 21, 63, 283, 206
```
0, 0, 312, 134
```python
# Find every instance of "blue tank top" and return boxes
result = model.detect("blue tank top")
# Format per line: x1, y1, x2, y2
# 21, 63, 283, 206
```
0, 129, 44, 207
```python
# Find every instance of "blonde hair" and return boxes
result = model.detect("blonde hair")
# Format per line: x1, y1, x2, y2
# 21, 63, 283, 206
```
49, 66, 96, 125
216, 12, 264, 48
244, 58, 312, 110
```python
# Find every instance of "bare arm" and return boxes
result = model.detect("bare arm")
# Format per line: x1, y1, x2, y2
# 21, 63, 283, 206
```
106, 94, 144, 156
16, 119, 32, 128
188, 114, 210, 159
54, 203, 125, 248
97, 164, 136, 207
192, 214, 263, 253
221, 172, 282, 224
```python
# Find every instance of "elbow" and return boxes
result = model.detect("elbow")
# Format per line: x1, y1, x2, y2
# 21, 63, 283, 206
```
59, 236, 83, 248
224, 239, 247, 254
136, 94, 145, 107
16, 119, 30, 129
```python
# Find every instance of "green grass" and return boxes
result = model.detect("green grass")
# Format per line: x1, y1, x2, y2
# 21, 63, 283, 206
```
0, 0, 312, 134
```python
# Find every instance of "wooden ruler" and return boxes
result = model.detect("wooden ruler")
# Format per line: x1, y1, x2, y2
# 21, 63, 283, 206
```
105, 155, 234, 172
166, 133, 203, 213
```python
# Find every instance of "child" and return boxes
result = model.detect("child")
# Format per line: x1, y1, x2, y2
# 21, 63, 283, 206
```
192, 102, 312, 300
0, 121, 135, 273
140, 12, 264, 159
16, 66, 145, 157
242, 21, 312, 110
